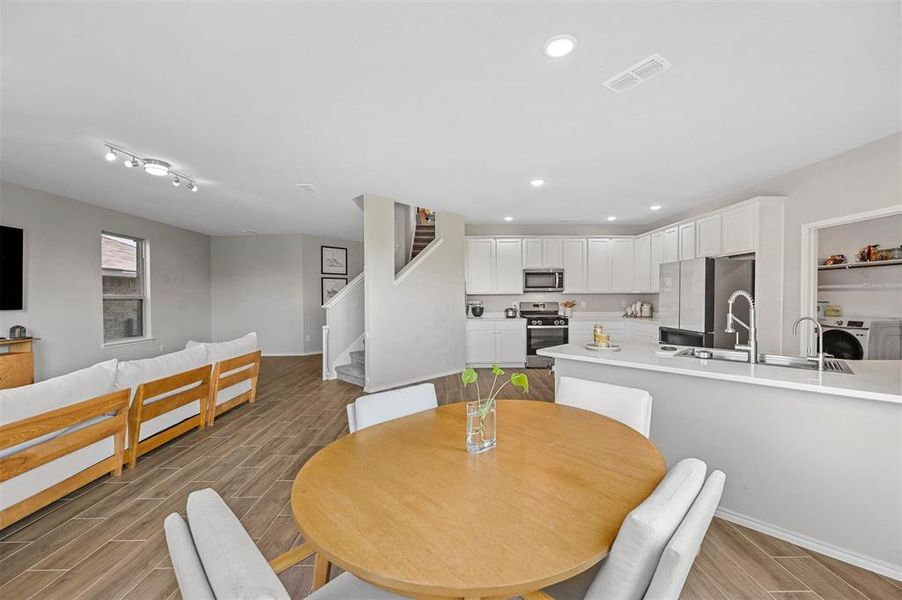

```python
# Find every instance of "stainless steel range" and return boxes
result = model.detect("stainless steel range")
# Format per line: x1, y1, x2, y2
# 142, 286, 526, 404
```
520, 302, 569, 368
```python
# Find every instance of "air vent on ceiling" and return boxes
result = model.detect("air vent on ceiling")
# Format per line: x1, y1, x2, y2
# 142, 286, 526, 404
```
603, 53, 671, 94
295, 183, 316, 192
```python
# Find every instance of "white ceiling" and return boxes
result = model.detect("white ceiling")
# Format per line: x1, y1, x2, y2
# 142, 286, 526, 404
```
2, 1, 899, 241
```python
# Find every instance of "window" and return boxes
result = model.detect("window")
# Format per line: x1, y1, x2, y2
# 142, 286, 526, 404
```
101, 232, 148, 343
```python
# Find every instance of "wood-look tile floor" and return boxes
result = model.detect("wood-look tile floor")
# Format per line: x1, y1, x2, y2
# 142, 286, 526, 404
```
1, 356, 898, 599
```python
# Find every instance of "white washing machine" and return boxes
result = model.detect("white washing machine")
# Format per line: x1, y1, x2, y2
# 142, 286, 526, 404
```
818, 317, 902, 360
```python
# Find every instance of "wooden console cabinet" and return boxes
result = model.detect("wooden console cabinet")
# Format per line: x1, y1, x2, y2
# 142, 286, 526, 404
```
0, 339, 35, 389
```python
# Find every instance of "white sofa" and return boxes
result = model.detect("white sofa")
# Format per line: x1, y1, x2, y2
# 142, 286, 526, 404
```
0, 359, 126, 526
186, 332, 259, 424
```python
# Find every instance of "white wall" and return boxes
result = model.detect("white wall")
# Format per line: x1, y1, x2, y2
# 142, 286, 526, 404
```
302, 235, 363, 354
0, 182, 211, 379
210, 235, 303, 355
655, 133, 902, 351
364, 194, 466, 391
210, 233, 362, 356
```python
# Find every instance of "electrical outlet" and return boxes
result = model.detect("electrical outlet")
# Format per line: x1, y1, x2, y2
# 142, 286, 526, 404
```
305, 334, 311, 342
159, 344, 166, 352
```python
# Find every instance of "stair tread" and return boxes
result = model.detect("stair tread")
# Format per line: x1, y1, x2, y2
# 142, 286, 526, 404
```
335, 363, 364, 377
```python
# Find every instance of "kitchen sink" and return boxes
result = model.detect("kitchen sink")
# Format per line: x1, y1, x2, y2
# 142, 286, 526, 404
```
674, 348, 853, 374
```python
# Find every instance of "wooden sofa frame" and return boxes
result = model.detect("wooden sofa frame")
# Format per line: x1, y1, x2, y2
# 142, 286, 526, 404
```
206, 350, 261, 426
0, 389, 129, 529
127, 365, 211, 468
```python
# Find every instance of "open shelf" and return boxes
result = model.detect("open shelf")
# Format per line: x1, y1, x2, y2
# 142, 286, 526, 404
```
817, 258, 902, 271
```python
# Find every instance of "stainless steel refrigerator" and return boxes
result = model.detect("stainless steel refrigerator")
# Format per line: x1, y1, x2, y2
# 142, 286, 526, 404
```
658, 257, 754, 348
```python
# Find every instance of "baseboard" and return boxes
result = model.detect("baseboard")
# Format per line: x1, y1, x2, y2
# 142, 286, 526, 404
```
262, 352, 322, 357
365, 367, 462, 393
715, 507, 902, 581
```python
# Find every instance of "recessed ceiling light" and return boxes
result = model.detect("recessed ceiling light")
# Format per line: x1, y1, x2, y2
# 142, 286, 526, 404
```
243, 229, 260, 235
543, 35, 577, 58
606, 216, 618, 222
649, 205, 662, 211
560, 218, 579, 223
143, 159, 171, 177
504, 216, 514, 222
530, 178, 545, 188
296, 183, 317, 192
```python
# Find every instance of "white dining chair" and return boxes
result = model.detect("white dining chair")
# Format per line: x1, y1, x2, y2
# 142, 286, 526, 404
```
555, 376, 653, 437
346, 383, 438, 433
164, 488, 404, 600
527, 458, 726, 600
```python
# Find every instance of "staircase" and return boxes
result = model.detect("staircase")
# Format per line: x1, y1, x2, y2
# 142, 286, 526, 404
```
335, 350, 365, 388
410, 223, 435, 260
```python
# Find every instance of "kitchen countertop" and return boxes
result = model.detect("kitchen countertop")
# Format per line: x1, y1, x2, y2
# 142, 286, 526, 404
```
567, 312, 659, 323
466, 312, 524, 322
539, 342, 902, 404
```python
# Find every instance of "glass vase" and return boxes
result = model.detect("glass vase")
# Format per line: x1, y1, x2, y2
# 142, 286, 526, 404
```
466, 400, 496, 454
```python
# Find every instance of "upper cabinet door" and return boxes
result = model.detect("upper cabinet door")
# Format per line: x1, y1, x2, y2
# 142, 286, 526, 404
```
650, 232, 665, 292
679, 222, 696, 261
563, 238, 587, 293
696, 214, 723, 257
586, 238, 612, 293
610, 238, 635, 293
663, 227, 680, 263
494, 239, 523, 294
522, 238, 543, 268
722, 204, 757, 255
466, 239, 494, 294
634, 234, 651, 293
542, 238, 564, 268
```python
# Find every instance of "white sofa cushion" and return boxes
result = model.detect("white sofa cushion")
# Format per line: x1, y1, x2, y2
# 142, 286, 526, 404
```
186, 488, 289, 600
186, 333, 257, 407
586, 458, 707, 600
115, 346, 208, 441
164, 513, 216, 600
0, 359, 118, 458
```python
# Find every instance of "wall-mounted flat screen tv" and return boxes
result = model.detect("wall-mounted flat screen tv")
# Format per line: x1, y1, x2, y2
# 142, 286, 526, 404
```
1, 225, 24, 310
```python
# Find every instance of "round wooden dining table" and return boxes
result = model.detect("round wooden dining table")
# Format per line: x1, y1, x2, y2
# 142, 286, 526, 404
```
290, 400, 665, 600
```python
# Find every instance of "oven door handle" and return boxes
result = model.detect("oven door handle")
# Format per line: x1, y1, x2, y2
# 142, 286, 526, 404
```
527, 325, 569, 329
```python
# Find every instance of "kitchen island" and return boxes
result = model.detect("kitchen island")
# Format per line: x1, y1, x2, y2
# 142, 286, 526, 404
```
539, 342, 902, 579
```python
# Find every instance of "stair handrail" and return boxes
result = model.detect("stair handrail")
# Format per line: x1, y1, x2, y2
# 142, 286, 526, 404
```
322, 273, 364, 309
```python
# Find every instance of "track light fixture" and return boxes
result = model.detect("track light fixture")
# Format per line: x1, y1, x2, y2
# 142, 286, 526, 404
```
103, 142, 198, 192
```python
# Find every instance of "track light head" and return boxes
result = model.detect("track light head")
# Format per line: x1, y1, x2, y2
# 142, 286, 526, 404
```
172, 176, 181, 187
105, 148, 117, 162
187, 182, 198, 192
124, 158, 140, 168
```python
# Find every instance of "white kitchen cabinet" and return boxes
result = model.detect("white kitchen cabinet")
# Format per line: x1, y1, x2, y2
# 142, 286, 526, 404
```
466, 320, 496, 365
721, 204, 757, 255
496, 320, 527, 365
466, 238, 494, 294
634, 234, 651, 293
679, 222, 696, 261
663, 227, 680, 263
611, 238, 635, 293
522, 238, 543, 268
563, 238, 587, 293
495, 238, 523, 294
696, 213, 722, 257
542, 238, 564, 268
466, 319, 526, 367
650, 232, 664, 292
586, 238, 612, 293
466, 238, 522, 294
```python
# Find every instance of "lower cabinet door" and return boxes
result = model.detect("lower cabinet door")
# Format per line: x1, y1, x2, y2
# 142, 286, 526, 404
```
466, 323, 497, 364
496, 323, 527, 365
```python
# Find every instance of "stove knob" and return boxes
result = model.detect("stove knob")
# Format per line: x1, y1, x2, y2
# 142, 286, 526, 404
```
837, 320, 843, 326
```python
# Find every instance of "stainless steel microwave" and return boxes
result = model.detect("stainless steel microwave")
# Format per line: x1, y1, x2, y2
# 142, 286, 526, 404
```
523, 269, 564, 292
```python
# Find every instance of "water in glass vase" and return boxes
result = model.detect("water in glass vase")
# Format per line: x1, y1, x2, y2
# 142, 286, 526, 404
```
466, 400, 496, 454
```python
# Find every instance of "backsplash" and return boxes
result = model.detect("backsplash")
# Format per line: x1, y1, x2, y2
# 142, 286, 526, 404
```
467, 293, 659, 313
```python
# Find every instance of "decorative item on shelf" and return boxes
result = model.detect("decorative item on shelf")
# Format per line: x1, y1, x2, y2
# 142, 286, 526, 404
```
856, 244, 880, 262
891, 246, 902, 260
561, 300, 576, 318
460, 365, 528, 454
640, 302, 653, 318
824, 305, 842, 317
593, 323, 610, 347
504, 305, 518, 318
824, 254, 846, 265
9, 325, 26, 339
